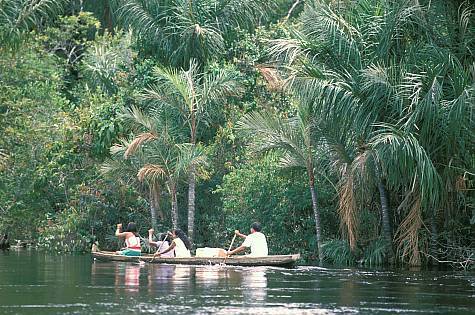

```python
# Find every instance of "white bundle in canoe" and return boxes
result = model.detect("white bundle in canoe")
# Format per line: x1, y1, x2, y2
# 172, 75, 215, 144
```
195, 247, 226, 258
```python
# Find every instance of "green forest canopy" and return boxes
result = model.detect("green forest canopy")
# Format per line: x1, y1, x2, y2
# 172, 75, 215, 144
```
0, 0, 473, 268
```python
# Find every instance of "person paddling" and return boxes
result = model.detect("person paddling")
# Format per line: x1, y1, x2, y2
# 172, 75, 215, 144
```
115, 222, 141, 256
154, 229, 191, 258
227, 222, 268, 257
148, 229, 175, 258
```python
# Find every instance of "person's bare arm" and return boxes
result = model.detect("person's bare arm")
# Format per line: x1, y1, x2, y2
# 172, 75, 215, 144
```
148, 229, 158, 246
234, 230, 247, 238
227, 245, 246, 256
115, 224, 127, 237
157, 241, 176, 255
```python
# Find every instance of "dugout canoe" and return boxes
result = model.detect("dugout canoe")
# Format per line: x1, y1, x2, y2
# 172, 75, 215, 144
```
92, 250, 300, 268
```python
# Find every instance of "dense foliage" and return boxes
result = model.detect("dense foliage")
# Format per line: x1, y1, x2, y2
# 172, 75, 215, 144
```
0, 0, 473, 268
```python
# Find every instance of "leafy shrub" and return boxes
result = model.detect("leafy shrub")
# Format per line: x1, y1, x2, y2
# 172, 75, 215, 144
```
321, 239, 356, 266
214, 153, 337, 262
361, 238, 388, 267
37, 208, 92, 253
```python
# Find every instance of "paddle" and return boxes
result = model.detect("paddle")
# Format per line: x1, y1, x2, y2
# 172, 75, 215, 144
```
150, 232, 169, 263
221, 233, 237, 266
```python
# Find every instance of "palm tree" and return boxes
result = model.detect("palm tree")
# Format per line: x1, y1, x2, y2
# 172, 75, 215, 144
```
141, 59, 240, 242
237, 100, 325, 262
111, 0, 274, 68
0, 0, 67, 47
102, 106, 207, 231
269, 0, 418, 259
271, 0, 474, 265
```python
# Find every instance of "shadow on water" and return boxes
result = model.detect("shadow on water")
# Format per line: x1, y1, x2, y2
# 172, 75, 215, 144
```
0, 250, 474, 314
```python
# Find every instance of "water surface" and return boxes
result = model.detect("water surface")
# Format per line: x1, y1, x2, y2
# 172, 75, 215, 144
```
0, 250, 473, 314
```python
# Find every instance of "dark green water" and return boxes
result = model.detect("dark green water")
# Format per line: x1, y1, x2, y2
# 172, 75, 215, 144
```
0, 250, 473, 314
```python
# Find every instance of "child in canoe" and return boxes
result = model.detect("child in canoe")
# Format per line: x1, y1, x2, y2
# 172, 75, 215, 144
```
148, 229, 174, 258
154, 229, 191, 258
115, 222, 141, 256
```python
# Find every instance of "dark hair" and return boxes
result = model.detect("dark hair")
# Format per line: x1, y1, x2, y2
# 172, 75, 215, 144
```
251, 222, 262, 232
159, 233, 168, 242
126, 222, 137, 235
174, 229, 192, 250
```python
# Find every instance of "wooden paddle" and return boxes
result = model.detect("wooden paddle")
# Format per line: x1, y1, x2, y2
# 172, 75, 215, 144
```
150, 232, 169, 263
222, 233, 237, 266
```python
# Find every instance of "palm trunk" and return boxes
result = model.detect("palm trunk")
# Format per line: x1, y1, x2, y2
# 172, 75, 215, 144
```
149, 184, 159, 231
430, 211, 438, 265
308, 169, 323, 262
170, 183, 178, 230
103, 0, 114, 34
187, 164, 196, 243
188, 112, 197, 244
376, 177, 395, 262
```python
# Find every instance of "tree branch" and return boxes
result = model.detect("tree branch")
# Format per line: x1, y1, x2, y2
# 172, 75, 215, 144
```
284, 0, 302, 22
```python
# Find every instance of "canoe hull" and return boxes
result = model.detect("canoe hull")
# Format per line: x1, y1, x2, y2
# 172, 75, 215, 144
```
92, 251, 300, 268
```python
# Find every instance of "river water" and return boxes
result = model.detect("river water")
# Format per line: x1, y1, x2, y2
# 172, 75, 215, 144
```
0, 250, 473, 314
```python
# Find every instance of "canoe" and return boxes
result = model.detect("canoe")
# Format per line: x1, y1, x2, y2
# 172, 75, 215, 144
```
92, 250, 300, 268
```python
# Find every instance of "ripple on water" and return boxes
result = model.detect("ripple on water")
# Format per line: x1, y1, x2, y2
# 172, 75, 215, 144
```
1, 252, 475, 314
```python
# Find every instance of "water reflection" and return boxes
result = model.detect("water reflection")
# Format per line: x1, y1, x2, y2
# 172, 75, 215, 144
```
3, 252, 475, 314
339, 277, 357, 306
112, 263, 143, 294
96, 261, 270, 304
89, 261, 475, 314
241, 268, 267, 303
125, 264, 141, 292
195, 265, 228, 287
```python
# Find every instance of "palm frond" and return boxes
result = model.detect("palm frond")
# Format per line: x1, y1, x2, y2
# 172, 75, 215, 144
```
338, 174, 358, 251
124, 132, 158, 159
301, 0, 363, 69
142, 64, 193, 117
0, 0, 67, 46
137, 164, 166, 183
100, 156, 139, 187
200, 66, 241, 108
174, 143, 208, 178
113, 0, 274, 67
122, 105, 154, 132
370, 123, 443, 209
394, 192, 425, 266
112, 0, 163, 41
237, 110, 307, 167
83, 31, 134, 94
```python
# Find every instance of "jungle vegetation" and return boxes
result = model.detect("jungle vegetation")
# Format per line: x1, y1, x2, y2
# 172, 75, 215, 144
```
0, 0, 473, 269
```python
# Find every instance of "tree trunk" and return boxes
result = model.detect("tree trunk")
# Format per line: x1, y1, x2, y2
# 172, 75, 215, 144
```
170, 183, 178, 230
430, 211, 438, 265
188, 110, 197, 244
377, 177, 395, 262
187, 164, 196, 244
308, 169, 323, 262
103, 0, 114, 34
149, 184, 159, 231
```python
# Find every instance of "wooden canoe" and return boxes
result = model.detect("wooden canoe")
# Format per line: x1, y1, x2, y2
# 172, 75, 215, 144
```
92, 250, 300, 268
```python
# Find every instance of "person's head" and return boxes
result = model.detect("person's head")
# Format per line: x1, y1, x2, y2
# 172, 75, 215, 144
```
159, 233, 168, 242
173, 229, 192, 250
250, 222, 262, 233
126, 222, 137, 234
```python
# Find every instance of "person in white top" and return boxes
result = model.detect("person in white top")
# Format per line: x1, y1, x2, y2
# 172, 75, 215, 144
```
148, 229, 175, 258
155, 229, 192, 258
227, 222, 268, 257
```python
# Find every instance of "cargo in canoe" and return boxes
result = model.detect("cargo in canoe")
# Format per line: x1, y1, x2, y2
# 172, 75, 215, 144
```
92, 250, 300, 268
